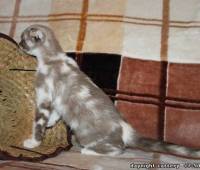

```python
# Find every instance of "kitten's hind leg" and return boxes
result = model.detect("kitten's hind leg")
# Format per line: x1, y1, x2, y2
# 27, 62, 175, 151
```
81, 145, 123, 156
81, 141, 124, 156
23, 102, 51, 148
81, 148, 102, 156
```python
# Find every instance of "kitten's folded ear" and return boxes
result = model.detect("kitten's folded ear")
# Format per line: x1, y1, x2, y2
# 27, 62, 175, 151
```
29, 28, 44, 40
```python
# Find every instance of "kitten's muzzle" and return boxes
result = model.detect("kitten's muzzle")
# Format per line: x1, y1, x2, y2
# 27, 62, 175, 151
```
19, 40, 30, 51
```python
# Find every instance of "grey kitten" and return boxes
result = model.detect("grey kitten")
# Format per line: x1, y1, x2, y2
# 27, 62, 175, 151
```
19, 24, 200, 157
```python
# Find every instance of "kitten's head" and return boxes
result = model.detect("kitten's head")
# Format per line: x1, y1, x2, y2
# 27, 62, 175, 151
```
19, 25, 62, 58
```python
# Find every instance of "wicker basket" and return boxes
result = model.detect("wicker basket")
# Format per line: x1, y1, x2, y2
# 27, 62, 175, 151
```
0, 34, 70, 160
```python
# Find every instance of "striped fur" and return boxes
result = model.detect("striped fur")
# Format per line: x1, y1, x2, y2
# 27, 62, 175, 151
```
129, 138, 200, 158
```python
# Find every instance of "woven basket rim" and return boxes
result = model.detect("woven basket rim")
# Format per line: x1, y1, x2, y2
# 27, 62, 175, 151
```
0, 35, 70, 160
0, 144, 72, 161
0, 33, 19, 47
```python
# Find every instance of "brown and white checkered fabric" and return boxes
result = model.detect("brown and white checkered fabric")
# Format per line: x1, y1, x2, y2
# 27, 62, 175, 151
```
1, 0, 200, 162
1, 0, 200, 62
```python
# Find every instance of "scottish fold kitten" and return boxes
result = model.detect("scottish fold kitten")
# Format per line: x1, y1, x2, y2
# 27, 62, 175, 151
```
19, 24, 200, 157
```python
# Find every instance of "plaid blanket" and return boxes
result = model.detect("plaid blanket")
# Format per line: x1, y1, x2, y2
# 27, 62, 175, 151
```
0, 0, 200, 63
1, 0, 200, 162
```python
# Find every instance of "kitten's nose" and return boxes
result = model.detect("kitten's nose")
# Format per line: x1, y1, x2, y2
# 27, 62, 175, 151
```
19, 40, 24, 48
19, 40, 29, 51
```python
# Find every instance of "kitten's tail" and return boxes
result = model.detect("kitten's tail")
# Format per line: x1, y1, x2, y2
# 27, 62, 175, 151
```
133, 137, 200, 158
119, 121, 200, 158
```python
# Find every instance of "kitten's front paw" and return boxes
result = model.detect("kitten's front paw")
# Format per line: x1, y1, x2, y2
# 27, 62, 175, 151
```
23, 138, 41, 149
46, 121, 54, 128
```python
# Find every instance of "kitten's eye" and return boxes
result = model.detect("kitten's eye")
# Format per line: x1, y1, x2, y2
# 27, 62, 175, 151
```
32, 36, 41, 42
29, 28, 44, 43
